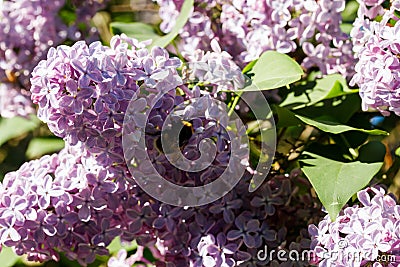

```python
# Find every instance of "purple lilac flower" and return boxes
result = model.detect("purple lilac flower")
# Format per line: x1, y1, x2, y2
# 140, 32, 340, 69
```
184, 39, 245, 92
1, 34, 323, 266
156, 0, 355, 78
0, 146, 120, 263
0, 0, 65, 85
30, 33, 246, 193
350, 0, 400, 116
152, 170, 320, 266
30, 34, 244, 265
0, 142, 316, 265
309, 186, 400, 266
0, 83, 34, 118
0, 0, 109, 118
0, 0, 64, 117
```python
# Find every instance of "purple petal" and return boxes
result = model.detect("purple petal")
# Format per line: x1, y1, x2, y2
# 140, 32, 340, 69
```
128, 219, 143, 234
63, 212, 79, 224
243, 234, 256, 248
227, 230, 242, 241
78, 205, 91, 222
42, 224, 57, 236
246, 219, 260, 232
152, 217, 166, 229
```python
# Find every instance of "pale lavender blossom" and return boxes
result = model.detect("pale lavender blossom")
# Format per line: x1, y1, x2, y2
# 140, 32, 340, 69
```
309, 186, 400, 266
1, 33, 321, 266
0, 0, 109, 118
350, 0, 400, 116
156, 0, 355, 78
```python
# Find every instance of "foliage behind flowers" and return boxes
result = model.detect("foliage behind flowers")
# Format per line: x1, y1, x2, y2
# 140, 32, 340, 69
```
0, 0, 399, 267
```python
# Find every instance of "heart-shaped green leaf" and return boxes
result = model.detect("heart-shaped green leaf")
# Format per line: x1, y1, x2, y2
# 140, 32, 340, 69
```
242, 51, 303, 91
281, 74, 358, 108
296, 115, 388, 135
300, 152, 383, 220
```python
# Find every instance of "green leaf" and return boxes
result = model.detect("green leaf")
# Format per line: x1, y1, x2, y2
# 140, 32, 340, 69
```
26, 137, 65, 159
273, 105, 302, 128
300, 152, 383, 220
150, 0, 194, 48
110, 22, 160, 42
0, 116, 40, 147
293, 93, 361, 124
296, 115, 388, 135
281, 74, 358, 108
242, 51, 303, 91
342, 0, 359, 22
274, 106, 387, 135
0, 247, 20, 267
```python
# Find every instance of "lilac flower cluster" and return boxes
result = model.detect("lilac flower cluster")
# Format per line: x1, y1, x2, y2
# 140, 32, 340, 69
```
0, 0, 65, 117
0, 83, 34, 118
156, 0, 355, 78
0, 144, 317, 266
105, 169, 321, 267
30, 35, 243, 177
1, 34, 320, 266
350, 0, 400, 116
0, 0, 108, 118
0, 0, 65, 86
0, 145, 117, 263
309, 186, 400, 266
27, 33, 234, 265
185, 39, 245, 92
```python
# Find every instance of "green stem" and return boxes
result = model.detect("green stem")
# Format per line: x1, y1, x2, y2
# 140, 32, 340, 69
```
340, 134, 358, 160
228, 91, 243, 116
